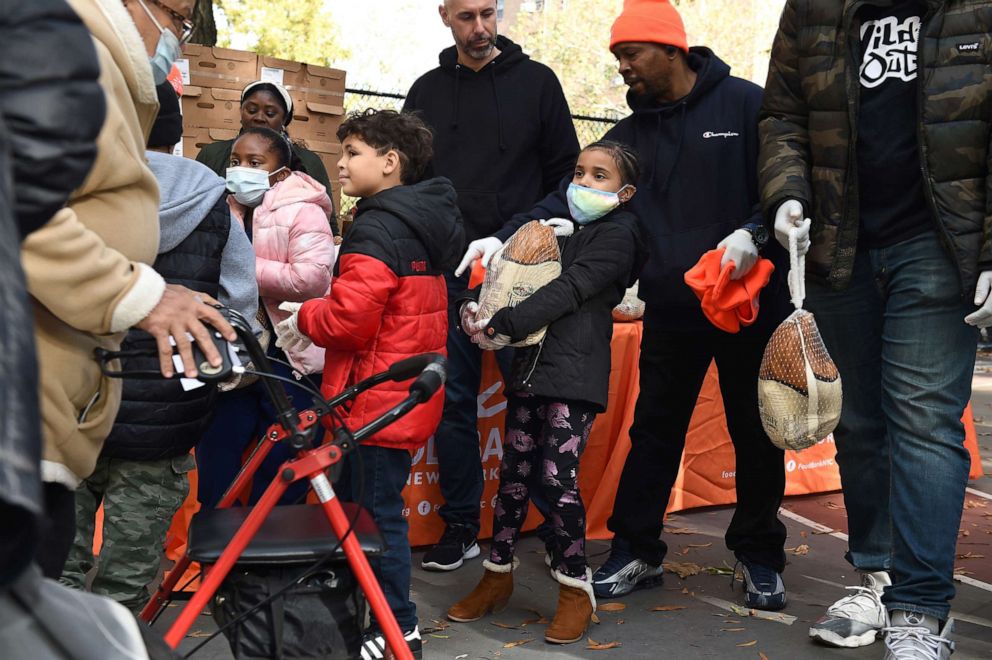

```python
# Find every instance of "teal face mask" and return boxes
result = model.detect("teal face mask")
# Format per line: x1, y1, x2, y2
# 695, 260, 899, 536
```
566, 183, 630, 225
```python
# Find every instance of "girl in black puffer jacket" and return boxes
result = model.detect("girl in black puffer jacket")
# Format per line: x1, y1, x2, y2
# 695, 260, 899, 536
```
447, 141, 642, 644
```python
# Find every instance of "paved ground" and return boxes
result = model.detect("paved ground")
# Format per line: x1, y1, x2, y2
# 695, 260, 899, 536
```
157, 361, 992, 659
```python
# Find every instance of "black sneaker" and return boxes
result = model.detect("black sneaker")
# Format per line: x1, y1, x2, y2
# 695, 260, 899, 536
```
735, 560, 787, 611
360, 626, 421, 660
421, 524, 480, 571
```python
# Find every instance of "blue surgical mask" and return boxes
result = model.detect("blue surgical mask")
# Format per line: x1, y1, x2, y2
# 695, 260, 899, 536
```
137, 0, 182, 85
566, 183, 630, 225
226, 167, 272, 207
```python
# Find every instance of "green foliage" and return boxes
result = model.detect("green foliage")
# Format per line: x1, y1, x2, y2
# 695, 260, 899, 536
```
217, 0, 350, 66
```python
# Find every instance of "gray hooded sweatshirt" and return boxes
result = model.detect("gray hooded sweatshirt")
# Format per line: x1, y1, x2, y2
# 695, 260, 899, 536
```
146, 150, 257, 323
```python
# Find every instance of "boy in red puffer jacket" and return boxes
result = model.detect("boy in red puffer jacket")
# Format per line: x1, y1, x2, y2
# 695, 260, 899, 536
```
275, 109, 464, 658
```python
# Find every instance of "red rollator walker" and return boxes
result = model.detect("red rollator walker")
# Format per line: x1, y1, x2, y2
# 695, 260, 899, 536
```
124, 308, 443, 659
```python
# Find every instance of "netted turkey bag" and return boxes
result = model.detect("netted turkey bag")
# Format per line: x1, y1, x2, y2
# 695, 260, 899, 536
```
758, 309, 842, 450
612, 280, 645, 322
477, 220, 561, 347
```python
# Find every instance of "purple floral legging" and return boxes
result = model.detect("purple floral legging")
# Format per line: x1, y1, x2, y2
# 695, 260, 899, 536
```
489, 393, 597, 578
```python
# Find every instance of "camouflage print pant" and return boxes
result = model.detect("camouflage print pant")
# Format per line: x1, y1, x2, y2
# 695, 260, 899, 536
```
61, 453, 194, 613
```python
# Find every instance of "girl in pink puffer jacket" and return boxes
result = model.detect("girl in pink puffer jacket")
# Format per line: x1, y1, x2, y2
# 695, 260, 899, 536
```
196, 127, 337, 507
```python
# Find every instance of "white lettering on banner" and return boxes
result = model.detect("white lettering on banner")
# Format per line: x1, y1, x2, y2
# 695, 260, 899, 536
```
478, 381, 507, 418
721, 470, 736, 479
410, 435, 439, 467
798, 458, 835, 471
417, 500, 431, 516
860, 15, 920, 88
702, 131, 740, 139
488, 467, 500, 480
481, 427, 503, 462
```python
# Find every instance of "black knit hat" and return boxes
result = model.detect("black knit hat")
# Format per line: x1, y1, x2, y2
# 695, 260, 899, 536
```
148, 81, 183, 149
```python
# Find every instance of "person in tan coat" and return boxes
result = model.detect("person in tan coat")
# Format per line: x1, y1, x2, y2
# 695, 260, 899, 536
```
20, 0, 235, 578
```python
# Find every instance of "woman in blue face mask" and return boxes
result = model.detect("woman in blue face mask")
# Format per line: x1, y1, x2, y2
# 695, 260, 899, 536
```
446, 141, 642, 645
195, 81, 337, 235
194, 127, 338, 509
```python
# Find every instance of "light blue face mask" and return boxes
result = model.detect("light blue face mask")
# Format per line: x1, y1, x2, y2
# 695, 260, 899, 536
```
566, 182, 630, 225
136, 0, 182, 85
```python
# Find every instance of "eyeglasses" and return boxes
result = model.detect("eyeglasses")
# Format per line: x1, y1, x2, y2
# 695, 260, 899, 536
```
136, 0, 195, 44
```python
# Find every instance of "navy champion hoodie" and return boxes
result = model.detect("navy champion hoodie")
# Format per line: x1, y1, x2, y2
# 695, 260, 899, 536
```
500, 48, 788, 331
403, 35, 579, 247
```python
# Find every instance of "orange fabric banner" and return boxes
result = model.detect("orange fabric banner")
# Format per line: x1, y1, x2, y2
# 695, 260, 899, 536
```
143, 320, 983, 556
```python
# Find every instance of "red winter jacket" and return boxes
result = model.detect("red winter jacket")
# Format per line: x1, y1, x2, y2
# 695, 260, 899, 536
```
298, 178, 464, 450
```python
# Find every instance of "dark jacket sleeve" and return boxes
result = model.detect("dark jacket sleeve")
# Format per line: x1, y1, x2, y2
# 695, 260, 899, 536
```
493, 179, 571, 243
488, 222, 638, 341
758, 0, 812, 224
0, 0, 104, 238
537, 69, 580, 196
742, 84, 766, 231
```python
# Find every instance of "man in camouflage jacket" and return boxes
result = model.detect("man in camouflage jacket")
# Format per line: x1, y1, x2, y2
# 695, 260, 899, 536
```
759, 1, 992, 657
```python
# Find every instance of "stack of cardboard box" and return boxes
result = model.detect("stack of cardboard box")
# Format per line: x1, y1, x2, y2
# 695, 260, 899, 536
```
176, 45, 346, 219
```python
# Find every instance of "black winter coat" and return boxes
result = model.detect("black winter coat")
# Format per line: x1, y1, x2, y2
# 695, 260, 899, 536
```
482, 209, 640, 411
403, 36, 579, 246
0, 0, 104, 237
100, 194, 229, 461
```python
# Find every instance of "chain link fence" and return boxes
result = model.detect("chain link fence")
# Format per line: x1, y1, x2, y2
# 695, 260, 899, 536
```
339, 88, 619, 216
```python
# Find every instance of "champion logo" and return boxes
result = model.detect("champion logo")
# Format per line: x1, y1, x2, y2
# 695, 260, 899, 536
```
703, 130, 740, 139
957, 41, 981, 52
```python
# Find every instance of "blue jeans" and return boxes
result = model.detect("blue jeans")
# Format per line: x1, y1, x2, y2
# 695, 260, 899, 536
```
348, 444, 416, 632
435, 273, 516, 534
805, 230, 976, 619
196, 354, 318, 508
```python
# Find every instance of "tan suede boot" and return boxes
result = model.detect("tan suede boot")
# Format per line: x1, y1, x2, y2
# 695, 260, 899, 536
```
545, 568, 596, 644
447, 559, 517, 622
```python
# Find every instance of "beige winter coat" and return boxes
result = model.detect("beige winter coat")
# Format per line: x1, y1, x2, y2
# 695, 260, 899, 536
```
19, 0, 166, 487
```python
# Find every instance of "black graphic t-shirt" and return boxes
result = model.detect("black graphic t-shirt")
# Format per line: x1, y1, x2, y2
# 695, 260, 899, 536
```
856, 0, 932, 249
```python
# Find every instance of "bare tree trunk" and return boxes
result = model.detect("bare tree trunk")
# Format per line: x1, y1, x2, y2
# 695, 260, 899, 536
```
190, 0, 217, 46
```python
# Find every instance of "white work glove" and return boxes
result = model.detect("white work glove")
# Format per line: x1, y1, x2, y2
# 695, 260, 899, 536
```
965, 271, 992, 327
459, 301, 489, 335
717, 229, 759, 280
274, 301, 312, 352
454, 236, 503, 277
540, 217, 574, 237
774, 200, 812, 256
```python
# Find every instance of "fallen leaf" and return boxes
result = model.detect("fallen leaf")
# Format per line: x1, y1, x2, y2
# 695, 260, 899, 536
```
616, 619, 625, 625
587, 637, 622, 650
187, 630, 211, 638
598, 602, 627, 612
965, 499, 988, 509
813, 528, 839, 535
731, 605, 751, 617
681, 587, 690, 595
590, 612, 601, 624
823, 501, 843, 510
429, 634, 449, 639
521, 615, 548, 626
956, 552, 985, 560
800, 531, 808, 538
456, 656, 468, 660
503, 639, 533, 648
665, 527, 700, 535
721, 627, 746, 632
663, 561, 702, 578
737, 640, 758, 647
651, 605, 686, 612
687, 542, 713, 548
787, 544, 810, 556
703, 564, 735, 576
491, 622, 520, 630
759, 653, 769, 660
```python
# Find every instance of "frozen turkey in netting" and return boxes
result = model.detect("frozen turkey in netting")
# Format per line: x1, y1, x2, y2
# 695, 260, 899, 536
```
758, 308, 842, 450
476, 220, 561, 347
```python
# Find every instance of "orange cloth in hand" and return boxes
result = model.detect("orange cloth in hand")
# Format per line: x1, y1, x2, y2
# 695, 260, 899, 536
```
683, 248, 775, 333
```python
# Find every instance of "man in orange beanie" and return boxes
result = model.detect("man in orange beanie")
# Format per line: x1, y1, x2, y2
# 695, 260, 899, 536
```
587, 0, 793, 611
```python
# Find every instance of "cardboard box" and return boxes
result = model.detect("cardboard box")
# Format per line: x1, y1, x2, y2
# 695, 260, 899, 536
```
302, 64, 346, 106
181, 86, 243, 130
180, 126, 239, 160
257, 56, 307, 90
292, 101, 345, 142
181, 44, 257, 91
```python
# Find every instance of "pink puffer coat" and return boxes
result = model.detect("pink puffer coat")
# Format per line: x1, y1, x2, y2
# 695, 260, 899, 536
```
229, 171, 337, 374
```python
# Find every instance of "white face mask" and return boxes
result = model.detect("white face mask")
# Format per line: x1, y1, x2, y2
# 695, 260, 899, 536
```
136, 0, 182, 85
226, 166, 274, 207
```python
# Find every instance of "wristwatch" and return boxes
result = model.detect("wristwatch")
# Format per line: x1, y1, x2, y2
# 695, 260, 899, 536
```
741, 223, 769, 250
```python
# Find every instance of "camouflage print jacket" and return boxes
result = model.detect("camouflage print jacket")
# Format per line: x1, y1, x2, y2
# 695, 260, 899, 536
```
758, 0, 992, 295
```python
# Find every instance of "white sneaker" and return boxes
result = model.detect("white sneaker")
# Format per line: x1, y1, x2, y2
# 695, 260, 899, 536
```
883, 614, 954, 659
809, 570, 890, 648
